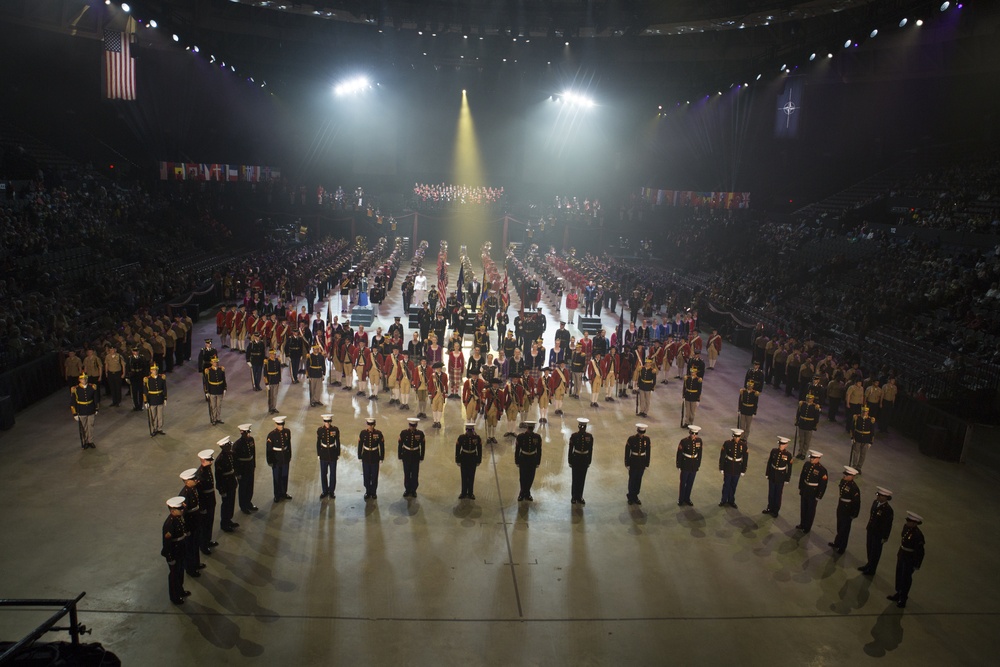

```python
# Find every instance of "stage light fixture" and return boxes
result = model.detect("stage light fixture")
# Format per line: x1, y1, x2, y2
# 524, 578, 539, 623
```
899, 18, 908, 27
561, 90, 595, 107
193, 45, 198, 52
121, 3, 130, 12
780, 64, 786, 71
756, 73, 761, 80
870, 29, 878, 38
105, 0, 110, 6
940, 2, 950, 10
827, 53, 833, 58
210, 55, 216, 63
334, 76, 371, 96
149, 20, 157, 28
809, 53, 816, 61
172, 33, 179, 42
916, 19, 923, 26
843, 39, 852, 48
231, 65, 236, 72
565, 41, 569, 46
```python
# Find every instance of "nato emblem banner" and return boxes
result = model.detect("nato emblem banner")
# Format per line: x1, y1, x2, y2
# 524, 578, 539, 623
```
775, 78, 803, 139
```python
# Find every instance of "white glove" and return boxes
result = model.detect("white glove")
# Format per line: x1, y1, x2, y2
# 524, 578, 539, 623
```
247, 362, 251, 367
741, 473, 745, 477
73, 415, 79, 422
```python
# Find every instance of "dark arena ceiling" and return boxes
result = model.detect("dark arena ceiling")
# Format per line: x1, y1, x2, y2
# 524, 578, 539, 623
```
1, 0, 984, 97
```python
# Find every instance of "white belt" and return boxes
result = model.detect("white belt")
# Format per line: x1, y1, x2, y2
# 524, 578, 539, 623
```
839, 498, 853, 503
900, 546, 915, 552
726, 456, 743, 461
363, 446, 379, 451
572, 448, 590, 455
520, 449, 537, 455
270, 446, 287, 451
771, 465, 787, 470
460, 448, 477, 454
806, 482, 819, 486
682, 453, 698, 458
320, 444, 337, 448
402, 445, 420, 451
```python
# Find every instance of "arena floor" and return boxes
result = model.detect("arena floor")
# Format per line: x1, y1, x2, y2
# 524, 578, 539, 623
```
0, 264, 997, 666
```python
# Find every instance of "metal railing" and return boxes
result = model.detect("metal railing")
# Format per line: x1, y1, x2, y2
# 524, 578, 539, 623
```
0, 592, 89, 664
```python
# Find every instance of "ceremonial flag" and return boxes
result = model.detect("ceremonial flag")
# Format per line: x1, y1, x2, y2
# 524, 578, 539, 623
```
199, 164, 211, 181
226, 165, 238, 182
456, 263, 465, 294
775, 78, 803, 139
103, 28, 136, 100
158, 162, 170, 180
173, 164, 185, 180
210, 164, 223, 181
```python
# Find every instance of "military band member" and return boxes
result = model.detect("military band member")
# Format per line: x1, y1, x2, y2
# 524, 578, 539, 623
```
793, 394, 821, 459
844, 379, 865, 434
234, 423, 259, 514
430, 361, 448, 428
676, 424, 703, 506
707, 329, 722, 370
858, 487, 894, 576
214, 436, 239, 532
197, 338, 219, 374
680, 367, 702, 426
104, 346, 125, 407
162, 496, 190, 604
506, 374, 529, 434
82, 348, 103, 401
829, 466, 861, 554
397, 351, 414, 411
568, 418, 594, 505
462, 367, 485, 423
687, 348, 706, 379
144, 364, 167, 436
745, 360, 765, 394
306, 344, 327, 407
264, 350, 283, 414
70, 373, 99, 449
569, 344, 587, 398
535, 367, 552, 423
850, 406, 877, 473
195, 449, 218, 554
551, 360, 569, 415
358, 418, 385, 500
246, 332, 266, 391
127, 348, 147, 410
587, 352, 604, 407
233, 305, 247, 352
719, 428, 749, 508
456, 422, 484, 500
796, 450, 828, 533
763, 436, 793, 517
413, 357, 431, 418
317, 414, 341, 499
625, 423, 651, 506
398, 418, 426, 498
514, 422, 542, 502
887, 512, 925, 608
178, 468, 203, 577
732, 381, 758, 437
483, 378, 505, 444
265, 416, 292, 503
203, 356, 227, 425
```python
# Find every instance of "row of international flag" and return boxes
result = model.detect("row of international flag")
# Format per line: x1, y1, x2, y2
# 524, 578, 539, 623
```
637, 189, 751, 210
158, 162, 282, 183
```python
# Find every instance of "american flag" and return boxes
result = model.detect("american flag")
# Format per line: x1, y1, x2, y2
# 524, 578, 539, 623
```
104, 29, 136, 100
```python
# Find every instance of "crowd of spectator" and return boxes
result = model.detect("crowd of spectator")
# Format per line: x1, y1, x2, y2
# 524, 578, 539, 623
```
411, 183, 505, 208
889, 158, 1000, 235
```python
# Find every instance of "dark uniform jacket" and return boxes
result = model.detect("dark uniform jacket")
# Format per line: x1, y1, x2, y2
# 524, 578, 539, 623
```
265, 428, 292, 466
357, 429, 386, 462
514, 431, 542, 467
638, 367, 657, 391
568, 430, 594, 468
455, 433, 483, 465
866, 501, 894, 540
264, 358, 283, 385
398, 428, 426, 461
897, 525, 925, 567
682, 375, 702, 401
179, 485, 201, 530
852, 416, 876, 444
203, 367, 227, 395
197, 346, 219, 373
196, 465, 216, 506
246, 339, 266, 366
798, 462, 829, 498
837, 479, 861, 518
307, 353, 326, 379
744, 368, 765, 390
795, 402, 821, 431
738, 388, 760, 416
317, 425, 341, 461
719, 438, 749, 475
161, 514, 187, 561
143, 375, 167, 405
676, 435, 703, 471
215, 447, 238, 492
70, 384, 99, 415
625, 433, 651, 468
765, 448, 793, 483
233, 434, 256, 474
